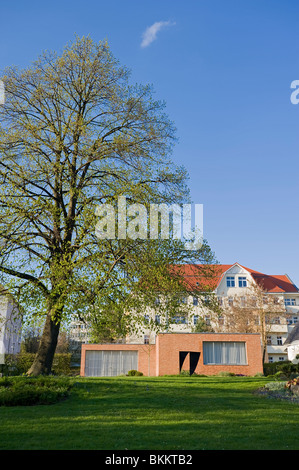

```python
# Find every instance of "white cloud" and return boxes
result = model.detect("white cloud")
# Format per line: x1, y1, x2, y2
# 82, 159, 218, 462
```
141, 20, 176, 48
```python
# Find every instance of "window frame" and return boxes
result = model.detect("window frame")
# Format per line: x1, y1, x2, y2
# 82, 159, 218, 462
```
238, 276, 247, 288
203, 341, 247, 365
226, 276, 235, 287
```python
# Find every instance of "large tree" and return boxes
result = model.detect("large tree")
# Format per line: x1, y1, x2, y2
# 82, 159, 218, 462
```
0, 37, 215, 375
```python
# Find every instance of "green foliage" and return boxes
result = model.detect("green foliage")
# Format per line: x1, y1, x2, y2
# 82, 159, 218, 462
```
217, 371, 236, 377
264, 361, 299, 379
0, 376, 73, 406
0, 35, 217, 374
192, 316, 214, 333
4, 353, 72, 376
264, 381, 288, 391
126, 370, 143, 376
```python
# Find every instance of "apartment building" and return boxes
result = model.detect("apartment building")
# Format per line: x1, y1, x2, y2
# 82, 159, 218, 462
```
0, 289, 21, 360
129, 263, 299, 363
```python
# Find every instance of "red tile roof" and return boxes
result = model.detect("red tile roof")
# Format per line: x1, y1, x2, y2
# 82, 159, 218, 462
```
174, 263, 298, 293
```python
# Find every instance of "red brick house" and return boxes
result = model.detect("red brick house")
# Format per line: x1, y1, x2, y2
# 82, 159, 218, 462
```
80, 332, 263, 377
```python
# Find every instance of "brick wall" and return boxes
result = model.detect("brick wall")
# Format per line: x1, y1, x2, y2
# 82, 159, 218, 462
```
81, 332, 263, 377
156, 333, 263, 376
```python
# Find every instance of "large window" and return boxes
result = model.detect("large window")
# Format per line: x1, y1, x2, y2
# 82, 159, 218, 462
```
203, 341, 247, 365
226, 276, 235, 287
172, 315, 187, 324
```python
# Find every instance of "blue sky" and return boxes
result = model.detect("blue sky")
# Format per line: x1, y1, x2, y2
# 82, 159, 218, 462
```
1, 0, 299, 284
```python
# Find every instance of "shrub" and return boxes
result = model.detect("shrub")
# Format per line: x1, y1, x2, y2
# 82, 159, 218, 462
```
217, 371, 236, 377
4, 353, 72, 376
179, 370, 191, 376
0, 376, 73, 406
127, 370, 143, 376
263, 361, 299, 379
264, 381, 287, 391
285, 376, 299, 390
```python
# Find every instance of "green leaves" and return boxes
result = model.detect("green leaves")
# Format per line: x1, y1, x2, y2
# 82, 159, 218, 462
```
0, 36, 216, 357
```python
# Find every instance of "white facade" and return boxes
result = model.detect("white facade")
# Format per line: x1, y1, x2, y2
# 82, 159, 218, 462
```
0, 293, 22, 359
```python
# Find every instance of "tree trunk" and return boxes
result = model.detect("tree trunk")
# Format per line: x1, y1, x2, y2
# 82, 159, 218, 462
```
26, 311, 61, 376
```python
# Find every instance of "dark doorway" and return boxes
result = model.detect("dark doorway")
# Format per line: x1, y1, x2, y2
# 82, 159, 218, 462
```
179, 351, 189, 371
179, 351, 200, 375
190, 352, 200, 375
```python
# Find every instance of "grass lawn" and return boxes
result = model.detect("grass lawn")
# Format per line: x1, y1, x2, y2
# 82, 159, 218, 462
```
0, 375, 299, 450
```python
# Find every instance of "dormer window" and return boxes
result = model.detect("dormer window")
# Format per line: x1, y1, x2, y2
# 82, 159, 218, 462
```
226, 276, 235, 287
238, 276, 247, 287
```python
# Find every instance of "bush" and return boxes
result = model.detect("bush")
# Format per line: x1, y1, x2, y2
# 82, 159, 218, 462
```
127, 370, 143, 376
263, 361, 299, 379
0, 376, 73, 406
217, 371, 236, 377
285, 376, 299, 390
4, 353, 72, 376
264, 381, 287, 391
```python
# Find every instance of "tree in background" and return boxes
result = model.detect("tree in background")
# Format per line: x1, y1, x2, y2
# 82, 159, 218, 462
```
216, 282, 286, 362
0, 36, 216, 375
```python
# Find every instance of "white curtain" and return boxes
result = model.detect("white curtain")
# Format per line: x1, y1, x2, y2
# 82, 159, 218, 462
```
203, 341, 247, 365
85, 350, 138, 376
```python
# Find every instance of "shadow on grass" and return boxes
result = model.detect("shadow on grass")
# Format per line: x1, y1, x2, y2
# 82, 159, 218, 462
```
1, 376, 299, 450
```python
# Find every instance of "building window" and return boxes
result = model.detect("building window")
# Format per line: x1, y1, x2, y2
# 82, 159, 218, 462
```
144, 315, 150, 323
268, 357, 273, 363
172, 315, 187, 324
193, 315, 199, 325
267, 336, 272, 345
144, 335, 150, 344
279, 357, 285, 361
240, 296, 246, 307
155, 315, 160, 324
226, 276, 235, 287
277, 336, 283, 346
203, 341, 247, 365
271, 317, 281, 325
193, 297, 198, 306
285, 298, 296, 306
228, 297, 234, 307
204, 315, 211, 326
218, 297, 223, 306
238, 276, 247, 287
218, 316, 224, 326
254, 315, 260, 325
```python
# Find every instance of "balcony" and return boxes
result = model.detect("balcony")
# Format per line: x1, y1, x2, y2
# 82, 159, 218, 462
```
267, 345, 287, 355
266, 323, 288, 333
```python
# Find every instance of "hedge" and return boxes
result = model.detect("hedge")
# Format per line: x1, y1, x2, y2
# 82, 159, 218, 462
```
0, 376, 73, 406
2, 353, 72, 376
264, 361, 299, 379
